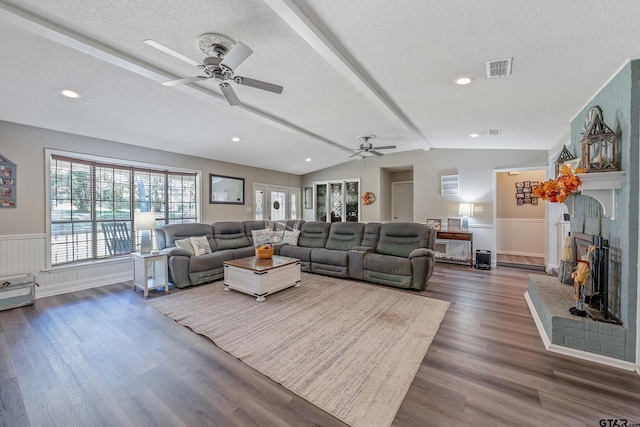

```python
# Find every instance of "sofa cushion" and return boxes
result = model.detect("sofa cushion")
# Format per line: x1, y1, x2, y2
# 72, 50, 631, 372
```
364, 253, 412, 275
213, 221, 251, 250
188, 250, 233, 273
280, 245, 313, 262
375, 222, 429, 258
325, 222, 364, 251
297, 221, 331, 248
311, 248, 348, 266
362, 222, 381, 249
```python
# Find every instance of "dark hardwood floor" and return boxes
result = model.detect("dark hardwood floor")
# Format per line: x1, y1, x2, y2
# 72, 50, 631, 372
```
1, 265, 639, 427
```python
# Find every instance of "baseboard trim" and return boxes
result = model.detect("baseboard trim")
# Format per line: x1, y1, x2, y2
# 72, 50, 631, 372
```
524, 291, 637, 373
36, 272, 131, 299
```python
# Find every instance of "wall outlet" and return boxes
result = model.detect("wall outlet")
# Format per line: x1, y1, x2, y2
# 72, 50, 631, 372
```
246, 206, 252, 212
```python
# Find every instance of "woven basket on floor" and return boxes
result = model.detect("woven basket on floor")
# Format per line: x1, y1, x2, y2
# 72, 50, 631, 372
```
255, 246, 274, 259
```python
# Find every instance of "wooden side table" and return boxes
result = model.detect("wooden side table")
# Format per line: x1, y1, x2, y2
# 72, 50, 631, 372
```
435, 231, 473, 267
132, 252, 169, 298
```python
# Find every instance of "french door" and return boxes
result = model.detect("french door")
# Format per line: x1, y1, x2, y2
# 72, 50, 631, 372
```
253, 184, 300, 221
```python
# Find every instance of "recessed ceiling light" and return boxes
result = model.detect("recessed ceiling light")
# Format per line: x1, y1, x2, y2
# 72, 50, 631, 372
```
231, 137, 240, 142
61, 89, 81, 98
305, 158, 311, 162
455, 77, 473, 85
470, 133, 480, 138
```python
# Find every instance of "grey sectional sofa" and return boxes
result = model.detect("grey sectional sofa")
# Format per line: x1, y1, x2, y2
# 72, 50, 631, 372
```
156, 220, 436, 290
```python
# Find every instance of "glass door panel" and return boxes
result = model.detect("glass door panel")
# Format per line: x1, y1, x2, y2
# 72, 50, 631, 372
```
269, 189, 287, 221
315, 183, 327, 222
330, 183, 343, 222
345, 181, 359, 221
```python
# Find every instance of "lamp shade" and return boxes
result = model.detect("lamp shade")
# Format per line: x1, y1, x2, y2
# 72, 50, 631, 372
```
134, 211, 157, 231
458, 203, 473, 217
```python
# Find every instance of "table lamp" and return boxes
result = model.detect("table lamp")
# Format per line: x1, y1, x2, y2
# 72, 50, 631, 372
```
134, 211, 157, 254
458, 203, 473, 232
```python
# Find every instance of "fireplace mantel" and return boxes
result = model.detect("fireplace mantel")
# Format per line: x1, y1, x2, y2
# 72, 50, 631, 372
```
574, 171, 626, 219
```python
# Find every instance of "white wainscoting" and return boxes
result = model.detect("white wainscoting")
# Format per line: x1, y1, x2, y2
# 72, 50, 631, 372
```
0, 234, 132, 298
496, 218, 545, 257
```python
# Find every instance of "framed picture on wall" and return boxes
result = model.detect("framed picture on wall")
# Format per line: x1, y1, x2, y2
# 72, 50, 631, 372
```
0, 154, 16, 208
441, 175, 459, 195
447, 218, 461, 232
427, 218, 442, 230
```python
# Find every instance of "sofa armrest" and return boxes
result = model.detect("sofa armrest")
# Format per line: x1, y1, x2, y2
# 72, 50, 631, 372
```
351, 245, 375, 253
409, 248, 435, 259
160, 247, 192, 257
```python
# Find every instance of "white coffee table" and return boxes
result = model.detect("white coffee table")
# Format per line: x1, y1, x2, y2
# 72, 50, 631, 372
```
223, 255, 301, 301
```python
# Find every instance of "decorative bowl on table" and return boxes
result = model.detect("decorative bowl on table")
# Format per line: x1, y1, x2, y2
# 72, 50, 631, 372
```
255, 244, 274, 259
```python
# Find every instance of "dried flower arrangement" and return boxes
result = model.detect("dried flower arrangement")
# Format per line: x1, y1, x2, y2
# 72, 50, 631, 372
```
532, 164, 584, 203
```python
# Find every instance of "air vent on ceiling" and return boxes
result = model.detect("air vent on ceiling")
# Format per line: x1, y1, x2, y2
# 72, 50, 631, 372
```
486, 58, 512, 78
488, 129, 502, 136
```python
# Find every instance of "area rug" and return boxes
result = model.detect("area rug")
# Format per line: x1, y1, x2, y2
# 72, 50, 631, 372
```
146, 273, 450, 427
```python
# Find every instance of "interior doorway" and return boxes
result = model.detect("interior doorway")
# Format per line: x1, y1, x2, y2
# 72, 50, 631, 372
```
494, 168, 546, 270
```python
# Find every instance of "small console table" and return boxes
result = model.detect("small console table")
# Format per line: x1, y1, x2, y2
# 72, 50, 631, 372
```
435, 231, 473, 267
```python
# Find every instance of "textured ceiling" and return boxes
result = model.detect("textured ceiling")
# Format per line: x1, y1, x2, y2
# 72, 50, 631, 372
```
1, 0, 639, 174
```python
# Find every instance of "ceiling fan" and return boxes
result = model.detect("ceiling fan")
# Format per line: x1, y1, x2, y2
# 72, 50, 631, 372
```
349, 135, 397, 158
144, 33, 283, 106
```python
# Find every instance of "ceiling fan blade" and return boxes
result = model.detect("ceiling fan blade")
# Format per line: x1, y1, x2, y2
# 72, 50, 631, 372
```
370, 151, 384, 157
162, 75, 208, 87
349, 151, 363, 158
219, 82, 241, 106
234, 76, 283, 94
220, 41, 253, 72
143, 39, 200, 66
372, 145, 396, 150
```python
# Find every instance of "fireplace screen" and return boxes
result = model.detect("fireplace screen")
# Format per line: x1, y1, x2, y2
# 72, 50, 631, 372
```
572, 232, 619, 324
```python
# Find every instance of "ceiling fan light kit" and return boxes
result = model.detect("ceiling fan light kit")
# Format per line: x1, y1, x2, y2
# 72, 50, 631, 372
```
147, 32, 283, 106
349, 134, 397, 158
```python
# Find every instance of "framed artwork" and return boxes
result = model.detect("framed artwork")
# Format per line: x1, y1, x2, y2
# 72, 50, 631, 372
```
447, 218, 461, 232
426, 218, 441, 231
515, 181, 538, 206
304, 187, 312, 209
441, 175, 459, 195
0, 154, 16, 208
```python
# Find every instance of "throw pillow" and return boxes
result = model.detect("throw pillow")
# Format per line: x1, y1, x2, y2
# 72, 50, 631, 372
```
251, 229, 274, 247
272, 230, 284, 244
282, 230, 300, 246
174, 237, 195, 256
190, 235, 212, 256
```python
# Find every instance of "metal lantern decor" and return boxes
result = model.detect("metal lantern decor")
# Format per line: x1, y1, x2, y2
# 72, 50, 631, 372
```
580, 106, 618, 172
554, 145, 576, 178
